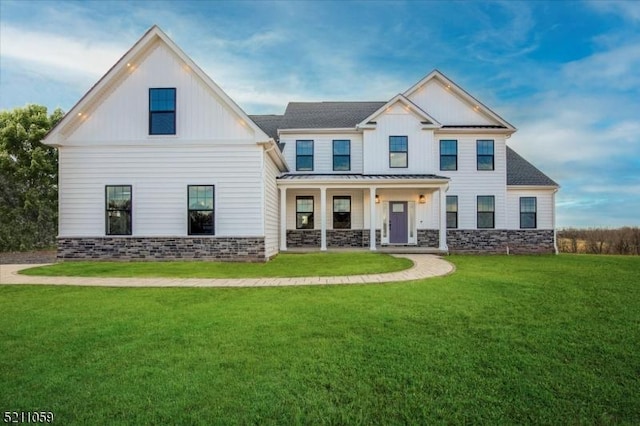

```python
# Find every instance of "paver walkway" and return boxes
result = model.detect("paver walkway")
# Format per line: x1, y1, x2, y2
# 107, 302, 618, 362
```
0, 254, 453, 288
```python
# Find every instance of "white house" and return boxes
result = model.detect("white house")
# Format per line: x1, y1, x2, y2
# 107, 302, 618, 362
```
43, 26, 558, 261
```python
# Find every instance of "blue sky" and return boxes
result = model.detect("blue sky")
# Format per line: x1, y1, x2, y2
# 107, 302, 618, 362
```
1, 0, 639, 228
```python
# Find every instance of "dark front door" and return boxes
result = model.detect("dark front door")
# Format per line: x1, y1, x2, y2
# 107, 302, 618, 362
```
389, 201, 408, 244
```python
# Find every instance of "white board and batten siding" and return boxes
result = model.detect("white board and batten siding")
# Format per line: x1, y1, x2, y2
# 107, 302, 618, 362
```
58, 40, 268, 238
280, 133, 363, 174
407, 79, 495, 126
285, 189, 365, 230
363, 104, 435, 174
263, 152, 281, 257
506, 189, 555, 230
67, 41, 253, 144
434, 133, 508, 230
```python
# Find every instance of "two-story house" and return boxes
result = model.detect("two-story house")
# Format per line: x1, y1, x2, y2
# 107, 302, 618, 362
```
43, 26, 558, 261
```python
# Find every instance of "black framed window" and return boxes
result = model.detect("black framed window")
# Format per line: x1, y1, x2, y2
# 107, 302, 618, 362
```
446, 196, 458, 229
296, 140, 314, 171
296, 196, 314, 229
333, 196, 351, 229
440, 140, 458, 171
389, 136, 408, 168
520, 197, 537, 229
106, 185, 132, 235
149, 88, 176, 135
477, 196, 495, 229
333, 140, 351, 171
477, 140, 494, 170
188, 185, 215, 235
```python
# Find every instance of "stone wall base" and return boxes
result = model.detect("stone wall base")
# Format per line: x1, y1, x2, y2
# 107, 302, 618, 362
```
57, 237, 267, 262
287, 230, 382, 248
447, 229, 555, 254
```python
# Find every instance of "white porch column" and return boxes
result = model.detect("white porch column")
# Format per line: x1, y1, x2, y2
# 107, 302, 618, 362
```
439, 185, 448, 251
369, 186, 377, 251
279, 187, 287, 251
320, 186, 327, 251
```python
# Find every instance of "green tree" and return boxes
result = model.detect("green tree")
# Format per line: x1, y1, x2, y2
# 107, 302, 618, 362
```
0, 104, 64, 251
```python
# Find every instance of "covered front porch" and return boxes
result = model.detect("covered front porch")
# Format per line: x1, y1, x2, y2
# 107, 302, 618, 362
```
276, 174, 450, 252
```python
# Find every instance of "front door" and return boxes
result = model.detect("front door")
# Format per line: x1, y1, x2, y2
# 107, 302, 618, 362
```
389, 201, 408, 244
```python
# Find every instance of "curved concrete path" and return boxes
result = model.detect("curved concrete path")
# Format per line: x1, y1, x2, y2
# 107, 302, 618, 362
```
0, 254, 453, 288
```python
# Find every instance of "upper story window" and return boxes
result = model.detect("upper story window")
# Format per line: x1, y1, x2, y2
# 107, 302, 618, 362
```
106, 185, 132, 235
389, 136, 408, 168
520, 197, 537, 229
188, 185, 215, 235
296, 196, 314, 229
440, 140, 458, 171
446, 195, 458, 229
477, 195, 495, 229
149, 88, 176, 135
477, 140, 494, 170
333, 196, 351, 229
333, 140, 351, 171
296, 140, 314, 171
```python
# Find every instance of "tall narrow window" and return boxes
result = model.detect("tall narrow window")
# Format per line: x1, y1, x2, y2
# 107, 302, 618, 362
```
520, 197, 537, 229
296, 140, 314, 171
188, 185, 215, 235
446, 196, 458, 229
389, 136, 408, 168
333, 196, 351, 229
477, 196, 495, 229
149, 88, 176, 135
106, 185, 132, 235
440, 140, 458, 171
296, 196, 314, 229
477, 140, 494, 170
333, 140, 351, 171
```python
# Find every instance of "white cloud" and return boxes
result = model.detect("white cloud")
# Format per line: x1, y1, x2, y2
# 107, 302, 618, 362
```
0, 24, 125, 78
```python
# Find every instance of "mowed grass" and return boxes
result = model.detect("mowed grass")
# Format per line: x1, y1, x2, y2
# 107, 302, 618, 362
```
2, 255, 639, 424
20, 252, 412, 278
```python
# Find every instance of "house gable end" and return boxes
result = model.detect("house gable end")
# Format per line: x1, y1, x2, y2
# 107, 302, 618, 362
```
44, 26, 270, 146
404, 70, 515, 131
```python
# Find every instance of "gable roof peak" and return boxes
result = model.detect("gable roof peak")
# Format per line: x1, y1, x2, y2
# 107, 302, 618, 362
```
403, 69, 516, 131
43, 24, 272, 145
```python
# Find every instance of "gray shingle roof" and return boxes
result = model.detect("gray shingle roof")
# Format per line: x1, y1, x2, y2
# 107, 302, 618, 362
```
248, 114, 283, 140
279, 102, 386, 129
507, 146, 558, 187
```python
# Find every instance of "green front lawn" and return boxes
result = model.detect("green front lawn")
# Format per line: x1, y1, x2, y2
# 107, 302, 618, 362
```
20, 252, 413, 278
2, 255, 639, 424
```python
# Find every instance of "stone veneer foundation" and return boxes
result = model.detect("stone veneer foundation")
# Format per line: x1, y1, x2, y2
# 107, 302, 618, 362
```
447, 229, 555, 254
57, 237, 267, 261
287, 229, 554, 254
287, 229, 382, 248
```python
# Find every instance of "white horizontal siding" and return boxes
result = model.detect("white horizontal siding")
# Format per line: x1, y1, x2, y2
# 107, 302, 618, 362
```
506, 189, 555, 230
407, 79, 496, 126
58, 144, 264, 237
66, 41, 253, 143
263, 153, 280, 257
436, 134, 507, 229
280, 133, 363, 174
363, 105, 435, 174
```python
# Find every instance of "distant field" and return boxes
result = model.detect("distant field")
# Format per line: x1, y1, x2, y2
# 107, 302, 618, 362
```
2, 255, 639, 424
